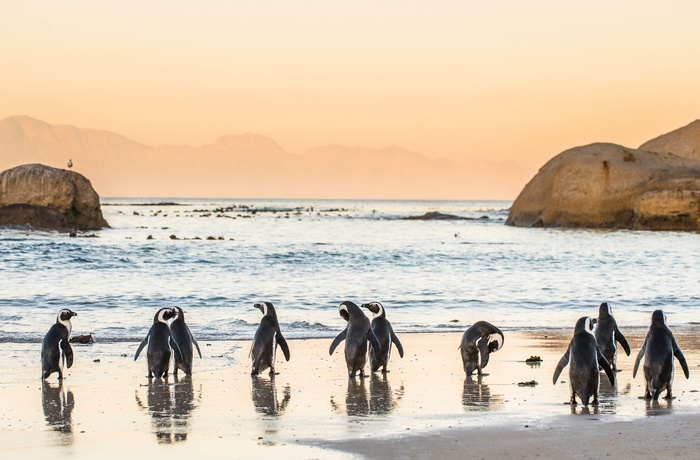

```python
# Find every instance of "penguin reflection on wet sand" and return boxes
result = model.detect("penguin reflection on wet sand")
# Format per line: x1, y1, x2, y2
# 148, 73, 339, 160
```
633, 310, 689, 401
251, 375, 291, 416
459, 321, 504, 376
594, 302, 630, 371
553, 317, 615, 406
135, 377, 199, 443
134, 307, 183, 379
170, 307, 202, 376
361, 301, 404, 373
329, 301, 381, 378
42, 381, 74, 436
41, 309, 78, 380
250, 302, 290, 375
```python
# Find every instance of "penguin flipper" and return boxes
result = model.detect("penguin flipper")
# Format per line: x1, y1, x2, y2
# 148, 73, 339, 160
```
597, 350, 615, 386
329, 328, 347, 355
189, 329, 203, 359
672, 339, 690, 379
134, 336, 148, 361
170, 336, 183, 362
615, 327, 631, 356
61, 339, 74, 369
632, 341, 646, 378
367, 329, 381, 361
390, 328, 404, 358
552, 348, 570, 384
276, 332, 291, 361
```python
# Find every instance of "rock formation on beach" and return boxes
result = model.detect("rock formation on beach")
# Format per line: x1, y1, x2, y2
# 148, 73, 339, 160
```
506, 120, 700, 231
0, 163, 109, 231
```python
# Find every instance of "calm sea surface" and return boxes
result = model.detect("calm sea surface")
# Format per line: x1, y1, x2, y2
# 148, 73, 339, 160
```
1, 198, 699, 343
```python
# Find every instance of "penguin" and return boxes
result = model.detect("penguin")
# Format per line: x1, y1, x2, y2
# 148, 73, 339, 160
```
329, 300, 381, 378
41, 309, 78, 380
361, 301, 404, 373
633, 310, 689, 400
170, 306, 202, 376
553, 317, 615, 405
594, 302, 630, 371
459, 321, 504, 376
134, 307, 183, 379
250, 302, 290, 375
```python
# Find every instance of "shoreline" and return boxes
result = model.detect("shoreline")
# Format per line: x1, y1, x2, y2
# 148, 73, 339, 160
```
1, 330, 698, 459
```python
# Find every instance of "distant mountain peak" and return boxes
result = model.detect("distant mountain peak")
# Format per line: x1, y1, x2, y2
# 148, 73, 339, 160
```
212, 132, 285, 155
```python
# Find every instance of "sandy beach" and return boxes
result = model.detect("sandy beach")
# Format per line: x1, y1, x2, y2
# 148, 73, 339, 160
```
1, 328, 699, 459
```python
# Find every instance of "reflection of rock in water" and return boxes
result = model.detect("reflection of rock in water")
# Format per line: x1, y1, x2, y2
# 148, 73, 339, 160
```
462, 376, 503, 411
135, 376, 200, 443
369, 373, 403, 415
42, 381, 74, 444
251, 375, 291, 416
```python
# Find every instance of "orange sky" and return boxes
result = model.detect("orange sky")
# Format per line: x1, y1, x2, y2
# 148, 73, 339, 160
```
2, 1, 700, 180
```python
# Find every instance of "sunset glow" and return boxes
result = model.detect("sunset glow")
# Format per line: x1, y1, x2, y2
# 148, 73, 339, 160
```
2, 1, 699, 198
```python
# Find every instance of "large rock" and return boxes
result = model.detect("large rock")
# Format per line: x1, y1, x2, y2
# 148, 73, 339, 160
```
506, 121, 700, 231
0, 164, 109, 231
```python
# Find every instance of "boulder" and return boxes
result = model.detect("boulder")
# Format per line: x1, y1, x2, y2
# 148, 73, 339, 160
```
0, 164, 109, 231
506, 122, 700, 231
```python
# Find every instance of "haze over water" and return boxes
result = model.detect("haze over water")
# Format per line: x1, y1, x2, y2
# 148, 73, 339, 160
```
2, 198, 698, 343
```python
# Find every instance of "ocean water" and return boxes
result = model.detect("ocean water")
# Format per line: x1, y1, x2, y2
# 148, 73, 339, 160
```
1, 198, 699, 343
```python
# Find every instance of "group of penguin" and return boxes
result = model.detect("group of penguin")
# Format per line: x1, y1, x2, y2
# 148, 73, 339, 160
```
41, 300, 690, 406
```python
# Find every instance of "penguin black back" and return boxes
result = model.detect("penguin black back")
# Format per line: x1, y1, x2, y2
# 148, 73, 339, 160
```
594, 302, 630, 371
250, 302, 290, 375
633, 310, 689, 400
41, 309, 78, 380
170, 306, 202, 376
553, 317, 615, 406
459, 320, 504, 376
329, 301, 381, 378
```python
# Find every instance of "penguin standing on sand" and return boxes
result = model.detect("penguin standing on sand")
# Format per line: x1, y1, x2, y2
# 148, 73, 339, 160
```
361, 301, 404, 373
170, 306, 202, 376
553, 317, 615, 406
135, 307, 183, 379
250, 302, 290, 375
459, 321, 504, 376
594, 302, 630, 371
41, 309, 78, 380
633, 310, 689, 400
329, 301, 381, 378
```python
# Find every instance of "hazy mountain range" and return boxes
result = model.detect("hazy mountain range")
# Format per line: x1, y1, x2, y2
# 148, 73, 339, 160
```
0, 116, 529, 200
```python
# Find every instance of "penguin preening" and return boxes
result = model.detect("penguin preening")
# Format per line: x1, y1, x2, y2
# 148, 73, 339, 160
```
361, 301, 404, 373
170, 306, 202, 376
633, 310, 689, 400
594, 302, 630, 371
250, 302, 290, 375
459, 321, 504, 376
41, 309, 78, 380
553, 317, 615, 406
329, 301, 381, 378
134, 307, 183, 379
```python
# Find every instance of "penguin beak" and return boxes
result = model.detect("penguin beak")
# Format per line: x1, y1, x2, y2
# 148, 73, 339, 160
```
72, 312, 78, 317
254, 303, 264, 313
361, 303, 378, 314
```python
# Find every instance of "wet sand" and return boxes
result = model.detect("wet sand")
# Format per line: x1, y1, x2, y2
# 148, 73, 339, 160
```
1, 328, 699, 459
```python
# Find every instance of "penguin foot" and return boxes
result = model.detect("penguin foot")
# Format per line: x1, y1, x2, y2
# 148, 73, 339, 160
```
664, 393, 675, 400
